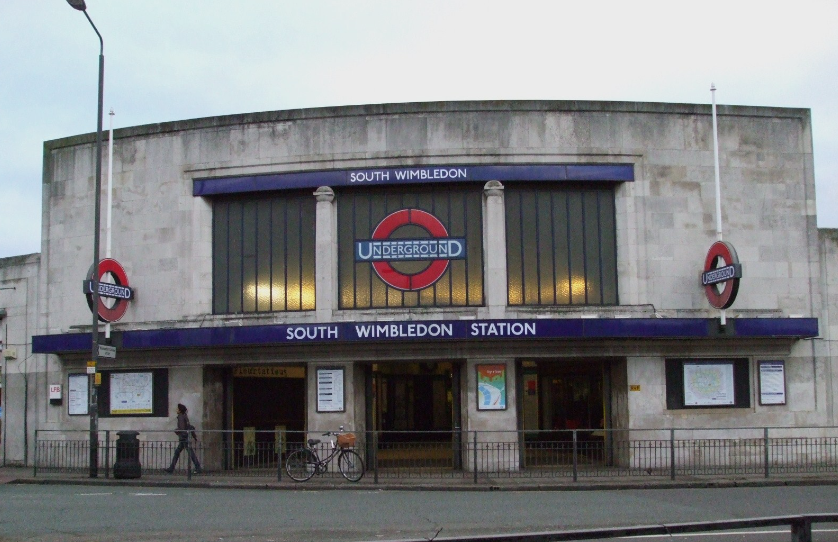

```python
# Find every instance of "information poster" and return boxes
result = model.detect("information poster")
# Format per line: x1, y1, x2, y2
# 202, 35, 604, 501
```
476, 364, 507, 410
68, 373, 88, 416
759, 360, 786, 405
317, 368, 345, 412
683, 362, 734, 406
109, 372, 153, 415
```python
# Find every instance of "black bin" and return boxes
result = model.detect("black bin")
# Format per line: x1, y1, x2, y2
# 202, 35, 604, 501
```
113, 431, 142, 479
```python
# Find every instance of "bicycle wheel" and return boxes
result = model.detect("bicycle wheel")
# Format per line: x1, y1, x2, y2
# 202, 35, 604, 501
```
285, 448, 317, 482
337, 449, 365, 482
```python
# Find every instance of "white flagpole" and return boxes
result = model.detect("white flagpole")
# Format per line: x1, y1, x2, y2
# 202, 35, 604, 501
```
711, 85, 723, 242
711, 84, 726, 326
106, 109, 114, 339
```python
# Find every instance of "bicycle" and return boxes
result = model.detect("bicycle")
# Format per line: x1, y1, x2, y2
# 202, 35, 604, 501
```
285, 426, 365, 482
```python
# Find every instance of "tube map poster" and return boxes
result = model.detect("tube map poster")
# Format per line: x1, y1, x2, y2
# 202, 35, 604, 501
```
477, 364, 506, 410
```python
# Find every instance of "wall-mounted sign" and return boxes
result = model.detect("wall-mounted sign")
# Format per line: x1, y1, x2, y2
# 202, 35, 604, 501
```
476, 364, 507, 410
316, 367, 345, 413
759, 360, 786, 405
83, 258, 135, 322
233, 366, 305, 378
702, 241, 742, 309
109, 372, 153, 415
68, 373, 88, 416
683, 362, 735, 406
356, 209, 465, 291
194, 164, 635, 196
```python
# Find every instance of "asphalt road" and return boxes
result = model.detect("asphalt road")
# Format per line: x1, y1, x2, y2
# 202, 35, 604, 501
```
1, 484, 837, 541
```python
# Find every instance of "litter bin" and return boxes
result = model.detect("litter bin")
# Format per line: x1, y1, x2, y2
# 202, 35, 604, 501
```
113, 431, 142, 479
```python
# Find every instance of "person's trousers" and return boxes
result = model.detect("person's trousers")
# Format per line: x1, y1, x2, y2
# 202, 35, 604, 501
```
169, 439, 201, 470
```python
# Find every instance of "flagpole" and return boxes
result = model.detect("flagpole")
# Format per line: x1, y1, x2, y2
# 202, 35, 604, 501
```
711, 84, 726, 326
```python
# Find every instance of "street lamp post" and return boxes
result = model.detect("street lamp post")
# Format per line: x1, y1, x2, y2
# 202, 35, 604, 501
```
66, 0, 104, 478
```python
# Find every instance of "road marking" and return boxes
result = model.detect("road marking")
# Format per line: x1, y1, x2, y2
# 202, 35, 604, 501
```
76, 492, 113, 496
133, 493, 166, 496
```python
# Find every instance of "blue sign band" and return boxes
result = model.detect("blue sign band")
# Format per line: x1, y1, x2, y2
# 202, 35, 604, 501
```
32, 317, 818, 354
193, 164, 634, 196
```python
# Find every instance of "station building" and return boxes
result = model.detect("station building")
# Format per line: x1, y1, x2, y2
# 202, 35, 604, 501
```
1, 100, 837, 467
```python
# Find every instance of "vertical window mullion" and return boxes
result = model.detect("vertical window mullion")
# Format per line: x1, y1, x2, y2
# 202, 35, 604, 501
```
534, 189, 542, 304
565, 193, 572, 305
597, 190, 605, 304
519, 191, 526, 305
550, 191, 558, 305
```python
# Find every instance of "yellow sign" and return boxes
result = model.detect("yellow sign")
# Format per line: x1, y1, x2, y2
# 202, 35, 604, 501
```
233, 366, 305, 378
629, 385, 641, 392
94, 372, 102, 386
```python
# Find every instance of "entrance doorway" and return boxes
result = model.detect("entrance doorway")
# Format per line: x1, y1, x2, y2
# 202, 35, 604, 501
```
367, 362, 462, 468
519, 359, 608, 466
230, 365, 306, 467
371, 362, 457, 440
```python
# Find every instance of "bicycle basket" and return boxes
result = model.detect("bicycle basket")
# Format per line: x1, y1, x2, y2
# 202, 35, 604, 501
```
336, 433, 356, 448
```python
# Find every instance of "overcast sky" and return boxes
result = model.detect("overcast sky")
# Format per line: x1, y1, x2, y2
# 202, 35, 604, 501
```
1, 1, 836, 259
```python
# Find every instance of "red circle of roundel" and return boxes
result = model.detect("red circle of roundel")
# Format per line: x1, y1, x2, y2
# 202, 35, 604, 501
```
370, 209, 452, 291
87, 258, 131, 322
703, 241, 741, 309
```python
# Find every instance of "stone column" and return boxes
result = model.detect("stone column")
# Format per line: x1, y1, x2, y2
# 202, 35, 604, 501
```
314, 186, 337, 321
483, 181, 507, 318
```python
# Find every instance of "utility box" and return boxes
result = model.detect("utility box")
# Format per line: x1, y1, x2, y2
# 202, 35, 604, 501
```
113, 431, 141, 479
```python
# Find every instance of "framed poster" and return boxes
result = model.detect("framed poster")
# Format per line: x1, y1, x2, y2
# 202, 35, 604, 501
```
476, 364, 507, 410
109, 372, 153, 415
759, 360, 786, 405
68, 373, 89, 416
683, 362, 735, 406
316, 367, 345, 413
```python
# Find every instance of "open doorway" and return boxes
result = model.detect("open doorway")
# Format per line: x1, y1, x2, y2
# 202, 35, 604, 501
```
367, 361, 462, 468
519, 359, 609, 466
230, 365, 306, 467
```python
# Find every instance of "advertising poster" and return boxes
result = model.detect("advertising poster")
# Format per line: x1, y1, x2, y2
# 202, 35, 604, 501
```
317, 367, 345, 412
759, 360, 786, 405
109, 372, 153, 415
683, 362, 734, 406
476, 364, 507, 410
68, 373, 88, 416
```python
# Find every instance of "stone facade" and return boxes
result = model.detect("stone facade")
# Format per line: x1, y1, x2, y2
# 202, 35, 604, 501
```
0, 100, 834, 466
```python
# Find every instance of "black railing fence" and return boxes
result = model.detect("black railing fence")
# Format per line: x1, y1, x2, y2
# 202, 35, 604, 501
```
33, 427, 838, 483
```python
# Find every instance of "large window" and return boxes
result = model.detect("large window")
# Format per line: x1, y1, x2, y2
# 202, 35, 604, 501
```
506, 184, 617, 306
213, 192, 316, 313
337, 186, 484, 309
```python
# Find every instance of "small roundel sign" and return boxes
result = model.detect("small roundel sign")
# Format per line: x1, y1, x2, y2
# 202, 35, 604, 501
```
355, 209, 466, 291
84, 258, 135, 322
701, 241, 742, 309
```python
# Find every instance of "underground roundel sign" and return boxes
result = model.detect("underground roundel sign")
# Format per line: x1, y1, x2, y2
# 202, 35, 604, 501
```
355, 209, 466, 291
83, 258, 135, 322
701, 241, 742, 309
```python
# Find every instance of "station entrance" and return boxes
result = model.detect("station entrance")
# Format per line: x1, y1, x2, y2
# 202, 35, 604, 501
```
367, 361, 461, 468
370, 361, 458, 439
230, 365, 306, 466
519, 359, 609, 466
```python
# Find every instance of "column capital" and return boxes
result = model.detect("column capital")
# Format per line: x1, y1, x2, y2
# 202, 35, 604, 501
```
313, 186, 335, 202
483, 180, 504, 197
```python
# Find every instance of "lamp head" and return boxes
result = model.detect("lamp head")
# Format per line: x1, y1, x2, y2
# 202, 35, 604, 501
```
66, 0, 87, 11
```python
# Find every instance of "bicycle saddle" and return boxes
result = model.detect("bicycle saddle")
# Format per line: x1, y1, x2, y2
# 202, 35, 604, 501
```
307, 439, 321, 446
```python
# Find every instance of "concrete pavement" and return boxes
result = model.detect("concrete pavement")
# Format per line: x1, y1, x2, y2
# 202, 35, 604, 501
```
4, 464, 838, 492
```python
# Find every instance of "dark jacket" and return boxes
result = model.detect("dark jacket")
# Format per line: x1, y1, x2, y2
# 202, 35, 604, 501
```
175, 411, 196, 440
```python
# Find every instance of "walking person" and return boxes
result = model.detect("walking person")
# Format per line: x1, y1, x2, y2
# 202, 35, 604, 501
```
165, 403, 202, 474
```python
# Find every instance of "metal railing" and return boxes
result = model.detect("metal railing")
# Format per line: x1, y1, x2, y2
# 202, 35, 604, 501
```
33, 426, 838, 483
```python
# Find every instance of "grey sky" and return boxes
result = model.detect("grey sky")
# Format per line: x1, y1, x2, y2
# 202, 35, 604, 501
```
1, 0, 836, 258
